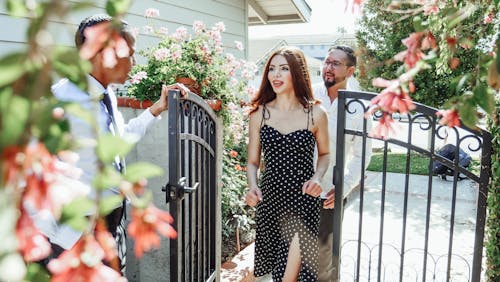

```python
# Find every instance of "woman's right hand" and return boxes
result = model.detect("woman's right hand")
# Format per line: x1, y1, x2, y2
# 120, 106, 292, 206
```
245, 187, 262, 207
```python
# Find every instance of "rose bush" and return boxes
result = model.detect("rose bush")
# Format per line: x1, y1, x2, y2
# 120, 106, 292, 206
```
127, 20, 257, 107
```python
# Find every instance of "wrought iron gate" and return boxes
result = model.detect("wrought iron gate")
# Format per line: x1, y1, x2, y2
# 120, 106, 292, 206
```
332, 90, 492, 281
166, 90, 222, 282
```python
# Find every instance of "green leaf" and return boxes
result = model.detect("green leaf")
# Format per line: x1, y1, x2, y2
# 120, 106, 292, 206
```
60, 197, 94, 231
496, 45, 500, 72
413, 16, 424, 32
25, 263, 50, 282
99, 195, 124, 216
93, 166, 121, 191
124, 162, 164, 183
97, 133, 135, 163
52, 47, 91, 90
0, 53, 25, 88
26, 263, 50, 281
473, 84, 494, 114
458, 99, 478, 128
6, 0, 28, 17
105, 0, 132, 17
0, 89, 30, 146
454, 74, 470, 95
65, 102, 94, 125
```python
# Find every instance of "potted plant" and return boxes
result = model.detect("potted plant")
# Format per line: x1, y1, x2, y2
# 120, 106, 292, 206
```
126, 21, 256, 113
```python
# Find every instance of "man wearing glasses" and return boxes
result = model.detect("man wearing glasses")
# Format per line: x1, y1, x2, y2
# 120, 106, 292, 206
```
313, 45, 372, 281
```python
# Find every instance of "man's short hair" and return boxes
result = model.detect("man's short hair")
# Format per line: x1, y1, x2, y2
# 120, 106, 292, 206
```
328, 45, 357, 67
75, 14, 133, 49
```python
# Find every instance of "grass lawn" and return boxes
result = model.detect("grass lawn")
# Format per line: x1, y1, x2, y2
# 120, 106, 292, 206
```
367, 152, 480, 175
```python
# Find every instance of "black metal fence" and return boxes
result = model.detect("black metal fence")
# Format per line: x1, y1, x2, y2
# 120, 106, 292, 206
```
332, 90, 492, 281
166, 90, 222, 282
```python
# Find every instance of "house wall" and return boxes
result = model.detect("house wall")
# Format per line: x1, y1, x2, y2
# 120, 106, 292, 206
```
0, 0, 248, 281
0, 0, 248, 60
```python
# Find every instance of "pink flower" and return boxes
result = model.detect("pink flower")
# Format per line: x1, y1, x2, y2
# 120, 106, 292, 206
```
128, 205, 177, 258
423, 4, 439, 15
144, 8, 160, 18
48, 236, 125, 282
172, 26, 189, 41
484, 13, 494, 24
229, 150, 238, 157
436, 109, 461, 127
95, 220, 117, 263
394, 32, 425, 69
153, 48, 170, 61
78, 22, 130, 68
214, 21, 226, 32
157, 27, 168, 36
234, 40, 244, 51
171, 50, 182, 61
52, 107, 65, 119
143, 25, 154, 34
16, 207, 51, 262
130, 71, 148, 84
192, 20, 206, 34
208, 29, 222, 44
371, 77, 416, 114
368, 112, 397, 140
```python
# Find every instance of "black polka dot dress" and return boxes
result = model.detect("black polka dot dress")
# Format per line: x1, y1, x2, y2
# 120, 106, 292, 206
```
254, 105, 320, 281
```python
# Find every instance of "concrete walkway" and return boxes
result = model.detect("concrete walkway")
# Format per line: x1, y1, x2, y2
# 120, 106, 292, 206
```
221, 171, 480, 281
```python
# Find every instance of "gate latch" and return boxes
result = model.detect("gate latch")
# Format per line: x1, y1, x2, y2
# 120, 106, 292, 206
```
163, 177, 199, 202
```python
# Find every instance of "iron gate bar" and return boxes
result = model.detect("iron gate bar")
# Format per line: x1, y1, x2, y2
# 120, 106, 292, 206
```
333, 90, 492, 281
167, 90, 221, 282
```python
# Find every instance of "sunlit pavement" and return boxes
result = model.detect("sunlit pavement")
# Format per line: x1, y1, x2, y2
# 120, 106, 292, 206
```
222, 171, 478, 281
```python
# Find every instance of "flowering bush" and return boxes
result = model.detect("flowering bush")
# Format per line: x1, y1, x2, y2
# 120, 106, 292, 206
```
127, 20, 257, 106
0, 1, 179, 280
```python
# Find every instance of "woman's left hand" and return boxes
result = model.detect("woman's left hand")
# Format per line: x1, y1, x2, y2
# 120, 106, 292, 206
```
302, 179, 322, 197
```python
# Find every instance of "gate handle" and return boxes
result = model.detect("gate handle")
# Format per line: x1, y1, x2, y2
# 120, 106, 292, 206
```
163, 177, 199, 203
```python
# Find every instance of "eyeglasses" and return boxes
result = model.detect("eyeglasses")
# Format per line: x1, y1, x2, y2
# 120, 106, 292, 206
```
324, 60, 348, 69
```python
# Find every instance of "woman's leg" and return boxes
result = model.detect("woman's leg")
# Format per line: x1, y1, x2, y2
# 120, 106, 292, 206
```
282, 232, 301, 282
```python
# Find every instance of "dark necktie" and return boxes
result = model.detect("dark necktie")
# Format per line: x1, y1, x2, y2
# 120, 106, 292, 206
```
101, 91, 115, 131
101, 91, 125, 173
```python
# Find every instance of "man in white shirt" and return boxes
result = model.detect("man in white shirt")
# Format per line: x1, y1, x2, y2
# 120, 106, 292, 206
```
313, 45, 372, 281
34, 14, 187, 272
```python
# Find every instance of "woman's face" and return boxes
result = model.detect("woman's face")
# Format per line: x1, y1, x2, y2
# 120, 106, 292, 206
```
267, 55, 293, 95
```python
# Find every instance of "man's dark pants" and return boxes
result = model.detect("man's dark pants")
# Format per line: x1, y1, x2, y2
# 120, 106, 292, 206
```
318, 206, 335, 282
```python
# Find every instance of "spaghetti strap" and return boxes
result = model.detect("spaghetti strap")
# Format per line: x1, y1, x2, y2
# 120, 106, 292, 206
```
305, 103, 314, 130
260, 104, 270, 128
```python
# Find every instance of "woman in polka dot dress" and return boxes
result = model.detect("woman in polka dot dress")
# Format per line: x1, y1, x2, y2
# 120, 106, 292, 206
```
245, 46, 331, 281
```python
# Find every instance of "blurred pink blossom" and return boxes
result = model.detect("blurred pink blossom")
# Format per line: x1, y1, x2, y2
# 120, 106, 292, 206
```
157, 27, 168, 36
48, 236, 125, 282
153, 48, 170, 61
144, 8, 160, 18
128, 205, 177, 257
484, 13, 494, 24
235, 40, 244, 51
130, 71, 148, 84
368, 112, 397, 140
16, 207, 51, 262
214, 21, 226, 32
143, 25, 154, 34
423, 4, 439, 15
172, 26, 189, 41
436, 109, 461, 127
193, 20, 206, 34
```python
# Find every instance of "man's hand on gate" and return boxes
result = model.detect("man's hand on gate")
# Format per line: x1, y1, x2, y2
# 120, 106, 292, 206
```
149, 83, 190, 116
323, 187, 335, 209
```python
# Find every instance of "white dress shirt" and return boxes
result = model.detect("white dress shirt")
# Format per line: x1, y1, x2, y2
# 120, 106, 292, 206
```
29, 75, 159, 249
314, 78, 372, 199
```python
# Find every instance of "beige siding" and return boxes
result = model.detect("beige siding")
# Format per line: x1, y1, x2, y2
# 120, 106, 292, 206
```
0, 0, 248, 60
